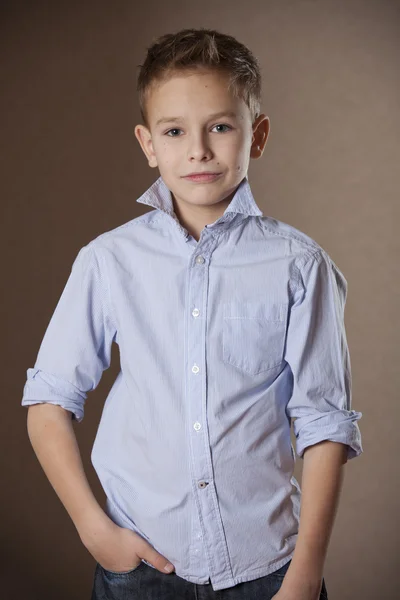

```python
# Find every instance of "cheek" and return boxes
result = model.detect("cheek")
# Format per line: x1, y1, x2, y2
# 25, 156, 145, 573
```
162, 139, 181, 155
222, 134, 246, 156
155, 141, 177, 165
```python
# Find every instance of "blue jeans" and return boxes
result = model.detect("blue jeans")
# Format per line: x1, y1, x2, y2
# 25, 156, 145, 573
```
91, 558, 329, 599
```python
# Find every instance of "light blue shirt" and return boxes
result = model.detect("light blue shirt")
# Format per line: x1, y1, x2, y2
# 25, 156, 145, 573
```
21, 175, 363, 591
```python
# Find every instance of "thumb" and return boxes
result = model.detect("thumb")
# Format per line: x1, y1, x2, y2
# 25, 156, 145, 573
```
142, 546, 175, 574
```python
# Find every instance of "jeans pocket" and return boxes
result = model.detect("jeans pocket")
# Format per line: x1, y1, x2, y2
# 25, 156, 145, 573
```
100, 560, 146, 577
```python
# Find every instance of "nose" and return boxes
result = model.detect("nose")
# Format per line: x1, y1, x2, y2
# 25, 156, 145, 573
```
187, 132, 213, 161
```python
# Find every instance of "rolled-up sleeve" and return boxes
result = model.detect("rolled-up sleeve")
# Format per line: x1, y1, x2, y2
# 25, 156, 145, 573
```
284, 248, 363, 461
21, 242, 116, 422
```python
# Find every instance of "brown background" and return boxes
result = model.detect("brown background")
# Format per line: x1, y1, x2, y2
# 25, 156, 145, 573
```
1, 0, 399, 598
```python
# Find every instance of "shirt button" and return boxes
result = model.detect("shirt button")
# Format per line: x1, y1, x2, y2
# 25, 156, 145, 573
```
192, 364, 200, 373
198, 481, 209, 488
193, 422, 201, 431
195, 255, 205, 264
192, 308, 200, 317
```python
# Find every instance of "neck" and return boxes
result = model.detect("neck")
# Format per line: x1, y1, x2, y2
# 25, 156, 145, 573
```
171, 190, 236, 241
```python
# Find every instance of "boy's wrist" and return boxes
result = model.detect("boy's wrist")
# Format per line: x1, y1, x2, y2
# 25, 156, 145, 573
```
75, 504, 115, 546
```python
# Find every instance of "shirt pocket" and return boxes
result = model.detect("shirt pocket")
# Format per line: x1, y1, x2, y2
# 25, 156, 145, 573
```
222, 300, 288, 376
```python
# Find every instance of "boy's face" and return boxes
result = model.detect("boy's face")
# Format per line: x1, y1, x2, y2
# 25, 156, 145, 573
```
134, 68, 269, 212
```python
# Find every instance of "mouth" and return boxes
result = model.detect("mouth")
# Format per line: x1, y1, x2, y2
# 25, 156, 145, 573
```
183, 172, 222, 183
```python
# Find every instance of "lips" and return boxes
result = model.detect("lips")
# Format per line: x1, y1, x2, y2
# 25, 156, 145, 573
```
183, 172, 222, 182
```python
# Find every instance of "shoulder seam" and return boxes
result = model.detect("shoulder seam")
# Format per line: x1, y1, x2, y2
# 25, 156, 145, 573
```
257, 219, 321, 254
297, 247, 324, 270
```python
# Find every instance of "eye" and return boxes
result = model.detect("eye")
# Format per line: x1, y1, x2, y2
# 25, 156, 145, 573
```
164, 124, 233, 137
212, 124, 232, 133
165, 128, 183, 137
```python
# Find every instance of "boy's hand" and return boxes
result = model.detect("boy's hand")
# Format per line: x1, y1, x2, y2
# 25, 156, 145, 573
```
82, 520, 175, 574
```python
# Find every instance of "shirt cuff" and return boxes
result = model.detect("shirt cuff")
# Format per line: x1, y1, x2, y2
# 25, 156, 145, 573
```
293, 408, 363, 460
21, 367, 85, 423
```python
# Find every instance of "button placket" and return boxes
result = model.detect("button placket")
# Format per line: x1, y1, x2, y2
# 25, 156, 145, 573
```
187, 246, 211, 572
189, 251, 208, 491
186, 238, 232, 581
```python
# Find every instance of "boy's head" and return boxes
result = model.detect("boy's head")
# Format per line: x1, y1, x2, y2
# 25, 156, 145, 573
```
134, 28, 269, 213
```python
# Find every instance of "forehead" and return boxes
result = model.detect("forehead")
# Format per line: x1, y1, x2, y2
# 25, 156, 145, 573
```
145, 69, 248, 124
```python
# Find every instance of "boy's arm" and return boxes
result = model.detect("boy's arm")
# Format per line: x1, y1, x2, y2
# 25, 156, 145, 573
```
284, 248, 363, 462
26, 402, 177, 574
277, 249, 363, 598
279, 440, 348, 596
21, 243, 116, 424
26, 402, 111, 543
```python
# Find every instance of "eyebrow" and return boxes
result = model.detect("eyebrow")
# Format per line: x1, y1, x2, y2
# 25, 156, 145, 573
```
155, 110, 238, 127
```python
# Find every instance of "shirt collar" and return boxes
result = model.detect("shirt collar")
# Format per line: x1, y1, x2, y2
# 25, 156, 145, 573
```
136, 175, 264, 219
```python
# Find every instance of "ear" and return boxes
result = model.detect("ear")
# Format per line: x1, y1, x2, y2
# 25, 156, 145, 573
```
134, 124, 158, 168
250, 115, 270, 159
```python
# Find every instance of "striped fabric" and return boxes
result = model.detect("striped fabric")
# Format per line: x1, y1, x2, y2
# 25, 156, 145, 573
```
21, 175, 363, 591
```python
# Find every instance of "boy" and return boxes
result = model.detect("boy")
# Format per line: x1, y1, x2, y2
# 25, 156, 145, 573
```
21, 28, 363, 600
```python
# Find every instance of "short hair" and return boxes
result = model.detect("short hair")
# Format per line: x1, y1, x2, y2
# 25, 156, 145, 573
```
136, 28, 262, 129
